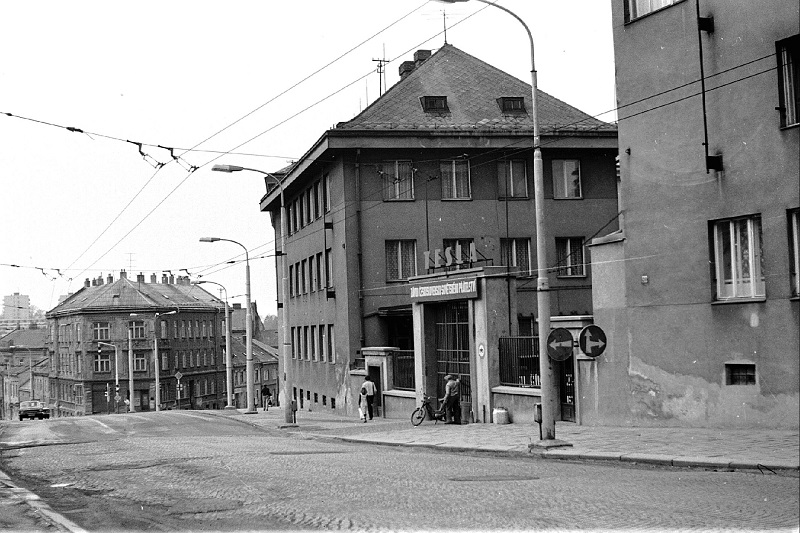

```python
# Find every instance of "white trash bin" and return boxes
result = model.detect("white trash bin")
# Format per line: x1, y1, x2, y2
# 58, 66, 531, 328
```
492, 407, 510, 424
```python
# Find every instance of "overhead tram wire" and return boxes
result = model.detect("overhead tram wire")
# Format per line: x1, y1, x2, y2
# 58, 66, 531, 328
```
8, 35, 777, 284
8, 56, 779, 289
60, 3, 433, 282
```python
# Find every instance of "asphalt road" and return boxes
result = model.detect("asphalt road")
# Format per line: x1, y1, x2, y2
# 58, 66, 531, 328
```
2, 412, 798, 532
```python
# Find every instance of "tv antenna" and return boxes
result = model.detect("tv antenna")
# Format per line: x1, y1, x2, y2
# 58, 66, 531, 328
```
372, 44, 388, 97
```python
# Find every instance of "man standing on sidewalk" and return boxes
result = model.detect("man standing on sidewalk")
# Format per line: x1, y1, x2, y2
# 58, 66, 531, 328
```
443, 375, 461, 424
361, 376, 376, 420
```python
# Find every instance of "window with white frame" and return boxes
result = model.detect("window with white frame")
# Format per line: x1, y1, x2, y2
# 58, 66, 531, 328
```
500, 238, 531, 276
386, 240, 417, 281
382, 160, 415, 200
94, 352, 111, 372
130, 321, 145, 339
625, 0, 679, 22
134, 352, 147, 372
93, 322, 110, 340
498, 160, 528, 198
788, 209, 799, 297
711, 215, 765, 300
440, 160, 471, 199
556, 237, 586, 277
777, 35, 799, 128
552, 159, 582, 199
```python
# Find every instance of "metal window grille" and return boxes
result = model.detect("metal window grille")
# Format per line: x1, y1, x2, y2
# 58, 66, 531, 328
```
726, 364, 756, 385
392, 350, 415, 390
499, 336, 540, 387
434, 302, 471, 401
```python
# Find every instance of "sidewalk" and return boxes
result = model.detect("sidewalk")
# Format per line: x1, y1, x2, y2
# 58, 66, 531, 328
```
221, 407, 800, 473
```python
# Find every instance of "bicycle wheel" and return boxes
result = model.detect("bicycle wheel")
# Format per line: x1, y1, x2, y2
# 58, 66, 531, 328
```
411, 407, 426, 426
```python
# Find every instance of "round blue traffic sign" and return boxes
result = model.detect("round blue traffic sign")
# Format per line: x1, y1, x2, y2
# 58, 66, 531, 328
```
579, 325, 607, 358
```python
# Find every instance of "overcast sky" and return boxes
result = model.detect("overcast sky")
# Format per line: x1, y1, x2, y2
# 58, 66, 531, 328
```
0, 0, 616, 317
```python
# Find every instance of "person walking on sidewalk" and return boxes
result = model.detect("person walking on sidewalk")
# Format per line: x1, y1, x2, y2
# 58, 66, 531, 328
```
442, 374, 461, 424
261, 386, 272, 411
361, 375, 377, 420
359, 386, 369, 422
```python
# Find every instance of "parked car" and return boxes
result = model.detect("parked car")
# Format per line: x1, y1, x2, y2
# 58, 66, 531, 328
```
19, 400, 50, 421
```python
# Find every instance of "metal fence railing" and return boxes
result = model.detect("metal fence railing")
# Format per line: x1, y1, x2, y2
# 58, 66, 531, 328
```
392, 350, 415, 390
499, 336, 541, 387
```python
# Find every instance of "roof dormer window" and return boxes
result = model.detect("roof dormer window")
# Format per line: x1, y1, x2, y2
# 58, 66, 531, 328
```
498, 97, 526, 113
421, 96, 449, 113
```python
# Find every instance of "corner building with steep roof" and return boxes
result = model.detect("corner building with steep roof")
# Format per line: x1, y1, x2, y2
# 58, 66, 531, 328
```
260, 45, 618, 424
45, 271, 228, 416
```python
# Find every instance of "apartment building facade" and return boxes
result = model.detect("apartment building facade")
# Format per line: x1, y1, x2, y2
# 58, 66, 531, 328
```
588, 0, 799, 428
45, 271, 228, 415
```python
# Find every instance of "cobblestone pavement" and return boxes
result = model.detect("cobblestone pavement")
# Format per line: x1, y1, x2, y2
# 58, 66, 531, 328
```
221, 407, 800, 472
1, 412, 798, 532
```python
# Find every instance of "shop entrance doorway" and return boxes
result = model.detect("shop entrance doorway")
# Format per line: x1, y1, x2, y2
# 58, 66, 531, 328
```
433, 301, 471, 405
559, 356, 576, 422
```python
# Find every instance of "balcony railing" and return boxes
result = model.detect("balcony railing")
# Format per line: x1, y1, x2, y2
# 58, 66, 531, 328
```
499, 336, 540, 387
391, 350, 415, 390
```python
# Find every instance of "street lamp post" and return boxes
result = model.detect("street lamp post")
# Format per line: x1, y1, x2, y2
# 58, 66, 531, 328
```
200, 236, 256, 414
194, 281, 234, 409
97, 341, 120, 413
212, 163, 294, 425
133, 311, 178, 412
438, 0, 557, 442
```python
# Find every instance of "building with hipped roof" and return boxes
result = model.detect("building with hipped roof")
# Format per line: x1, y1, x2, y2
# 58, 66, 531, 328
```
45, 271, 228, 416
260, 44, 618, 423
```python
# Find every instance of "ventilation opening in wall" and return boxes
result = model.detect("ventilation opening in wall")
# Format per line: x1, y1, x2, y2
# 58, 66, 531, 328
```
725, 363, 756, 385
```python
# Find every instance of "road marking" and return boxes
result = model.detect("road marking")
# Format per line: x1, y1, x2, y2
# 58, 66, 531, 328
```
84, 418, 118, 434
171, 412, 213, 422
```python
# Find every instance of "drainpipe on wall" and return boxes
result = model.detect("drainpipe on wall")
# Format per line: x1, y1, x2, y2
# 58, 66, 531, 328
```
356, 148, 366, 348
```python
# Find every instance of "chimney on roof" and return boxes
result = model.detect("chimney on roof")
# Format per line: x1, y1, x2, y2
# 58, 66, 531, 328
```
399, 61, 415, 79
107, 274, 114, 284
414, 49, 431, 66
84, 278, 91, 288
120, 270, 127, 279
137, 273, 145, 282
162, 274, 168, 284
151, 273, 157, 283
97, 276, 104, 286
399, 50, 431, 80
233, 303, 242, 310
169, 274, 175, 284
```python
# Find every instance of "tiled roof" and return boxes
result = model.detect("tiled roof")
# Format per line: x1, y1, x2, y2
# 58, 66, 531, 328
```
230, 337, 278, 366
0, 328, 47, 349
47, 277, 223, 316
337, 44, 615, 134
